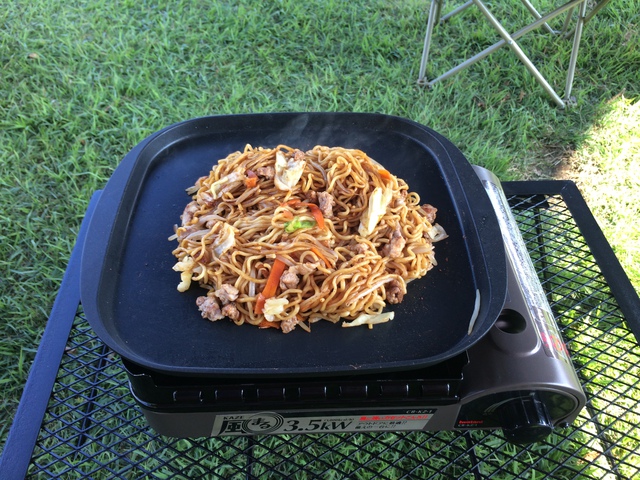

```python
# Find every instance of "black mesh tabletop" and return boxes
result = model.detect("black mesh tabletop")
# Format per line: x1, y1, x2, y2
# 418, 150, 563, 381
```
1, 180, 639, 479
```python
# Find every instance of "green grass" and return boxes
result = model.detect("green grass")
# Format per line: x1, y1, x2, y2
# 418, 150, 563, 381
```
1, 0, 639, 475
567, 96, 640, 291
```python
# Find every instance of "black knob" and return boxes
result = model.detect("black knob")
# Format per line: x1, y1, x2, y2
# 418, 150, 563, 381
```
500, 394, 553, 444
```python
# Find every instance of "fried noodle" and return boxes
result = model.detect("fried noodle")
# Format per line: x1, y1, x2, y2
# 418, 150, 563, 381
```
170, 145, 446, 333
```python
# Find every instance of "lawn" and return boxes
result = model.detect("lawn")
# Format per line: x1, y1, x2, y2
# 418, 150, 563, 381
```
1, 0, 639, 473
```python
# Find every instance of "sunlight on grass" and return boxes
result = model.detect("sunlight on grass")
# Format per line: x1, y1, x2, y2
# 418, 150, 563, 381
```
569, 96, 640, 293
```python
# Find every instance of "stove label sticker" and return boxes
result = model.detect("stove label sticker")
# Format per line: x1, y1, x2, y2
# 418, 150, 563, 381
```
212, 410, 437, 436
532, 305, 571, 363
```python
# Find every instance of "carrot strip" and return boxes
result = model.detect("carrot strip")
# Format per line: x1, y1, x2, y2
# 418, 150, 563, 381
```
254, 258, 287, 314
258, 318, 281, 329
310, 246, 332, 268
302, 203, 325, 230
245, 176, 258, 188
280, 198, 301, 207
263, 258, 286, 297
254, 293, 267, 315
378, 168, 392, 182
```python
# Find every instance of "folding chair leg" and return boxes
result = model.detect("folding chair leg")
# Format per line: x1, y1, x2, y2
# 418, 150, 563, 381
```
564, 0, 587, 104
420, 0, 583, 89
520, 0, 557, 35
440, 0, 473, 22
561, 7, 576, 35
417, 0, 603, 107
583, 0, 611, 26
564, 0, 613, 37
472, 0, 566, 108
418, 0, 444, 85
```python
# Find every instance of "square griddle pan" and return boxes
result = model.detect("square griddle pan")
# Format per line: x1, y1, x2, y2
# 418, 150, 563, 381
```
81, 113, 507, 377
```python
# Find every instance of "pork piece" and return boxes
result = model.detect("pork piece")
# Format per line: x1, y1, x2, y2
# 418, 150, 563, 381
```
293, 149, 306, 161
381, 224, 406, 258
196, 175, 208, 187
177, 224, 199, 242
348, 242, 369, 255
320, 237, 335, 248
204, 217, 218, 229
280, 317, 299, 334
221, 302, 240, 321
255, 262, 269, 279
214, 283, 239, 304
304, 190, 318, 204
186, 175, 208, 195
279, 267, 300, 290
199, 190, 216, 208
196, 296, 224, 321
317, 191, 336, 218
386, 279, 405, 304
421, 204, 438, 224
181, 201, 199, 226
256, 166, 275, 179
193, 247, 212, 264
291, 263, 318, 275
393, 189, 407, 208
278, 263, 319, 290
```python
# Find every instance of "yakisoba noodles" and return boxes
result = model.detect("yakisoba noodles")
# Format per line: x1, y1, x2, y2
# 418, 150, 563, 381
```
170, 145, 447, 333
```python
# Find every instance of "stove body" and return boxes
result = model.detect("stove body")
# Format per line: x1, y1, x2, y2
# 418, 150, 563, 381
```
124, 168, 586, 444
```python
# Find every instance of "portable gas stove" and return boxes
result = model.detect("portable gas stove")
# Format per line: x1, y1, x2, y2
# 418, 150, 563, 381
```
123, 167, 586, 444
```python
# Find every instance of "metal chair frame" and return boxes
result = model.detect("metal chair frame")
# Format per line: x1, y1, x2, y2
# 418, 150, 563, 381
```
417, 0, 613, 108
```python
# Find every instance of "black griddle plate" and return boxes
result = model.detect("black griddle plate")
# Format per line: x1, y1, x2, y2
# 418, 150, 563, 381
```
81, 113, 507, 377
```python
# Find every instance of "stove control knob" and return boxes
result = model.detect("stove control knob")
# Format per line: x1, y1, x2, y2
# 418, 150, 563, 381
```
499, 394, 553, 444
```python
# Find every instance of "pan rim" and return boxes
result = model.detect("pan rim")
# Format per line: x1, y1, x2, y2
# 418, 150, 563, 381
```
80, 112, 507, 377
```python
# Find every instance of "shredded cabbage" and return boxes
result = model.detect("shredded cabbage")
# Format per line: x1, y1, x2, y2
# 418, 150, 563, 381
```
210, 170, 243, 199
172, 256, 196, 292
467, 289, 481, 335
358, 186, 393, 236
263, 297, 289, 322
342, 312, 395, 329
213, 223, 236, 256
427, 224, 448, 242
274, 150, 306, 191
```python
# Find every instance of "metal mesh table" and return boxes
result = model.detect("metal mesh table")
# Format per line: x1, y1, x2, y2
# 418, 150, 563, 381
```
2, 180, 639, 479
